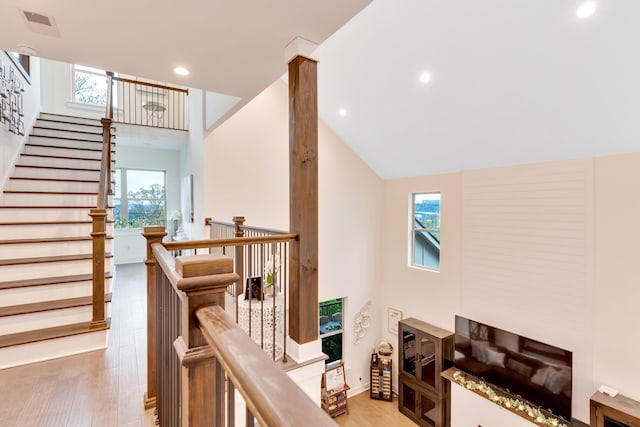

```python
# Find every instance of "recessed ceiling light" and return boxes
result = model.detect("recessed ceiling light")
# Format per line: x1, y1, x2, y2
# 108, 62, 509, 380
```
576, 2, 596, 19
339, 108, 348, 117
173, 67, 190, 76
419, 72, 431, 84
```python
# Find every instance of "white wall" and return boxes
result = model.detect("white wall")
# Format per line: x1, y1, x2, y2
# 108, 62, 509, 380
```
203, 79, 384, 393
114, 145, 181, 264
381, 153, 640, 424
1, 54, 41, 191
40, 59, 104, 120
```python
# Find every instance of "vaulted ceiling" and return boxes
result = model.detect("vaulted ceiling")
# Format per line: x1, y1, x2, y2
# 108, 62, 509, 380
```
2, 0, 640, 179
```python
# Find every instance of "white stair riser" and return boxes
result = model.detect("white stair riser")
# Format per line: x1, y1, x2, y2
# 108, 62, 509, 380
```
31, 128, 104, 142
0, 306, 93, 335
35, 120, 104, 133
0, 329, 108, 370
7, 179, 99, 193
18, 155, 102, 169
0, 259, 111, 281
39, 113, 102, 126
24, 145, 104, 160
0, 279, 113, 307
0, 240, 113, 258
29, 135, 109, 150
12, 166, 101, 181
0, 223, 113, 239
0, 208, 112, 222
2, 193, 109, 206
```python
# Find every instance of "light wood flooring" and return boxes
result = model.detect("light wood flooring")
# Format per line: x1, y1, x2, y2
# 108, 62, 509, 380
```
0, 262, 410, 427
0, 263, 155, 426
335, 391, 416, 427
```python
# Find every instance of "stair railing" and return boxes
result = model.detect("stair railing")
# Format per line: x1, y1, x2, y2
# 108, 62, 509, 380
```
145, 226, 334, 426
89, 71, 114, 328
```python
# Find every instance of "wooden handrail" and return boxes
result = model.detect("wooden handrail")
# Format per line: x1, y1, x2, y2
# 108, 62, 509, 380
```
90, 71, 114, 329
207, 218, 291, 236
196, 304, 336, 427
112, 75, 189, 93
163, 234, 298, 252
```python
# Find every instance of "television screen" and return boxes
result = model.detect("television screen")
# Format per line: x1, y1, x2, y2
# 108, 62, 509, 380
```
454, 315, 572, 421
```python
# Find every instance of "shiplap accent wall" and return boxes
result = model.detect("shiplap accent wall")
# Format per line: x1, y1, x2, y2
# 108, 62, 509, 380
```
460, 158, 594, 421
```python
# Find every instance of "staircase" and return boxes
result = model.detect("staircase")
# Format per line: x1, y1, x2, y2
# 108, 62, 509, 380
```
0, 112, 114, 369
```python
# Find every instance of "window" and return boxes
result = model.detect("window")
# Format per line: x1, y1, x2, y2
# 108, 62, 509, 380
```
320, 298, 343, 366
114, 169, 166, 229
73, 64, 108, 105
411, 193, 441, 270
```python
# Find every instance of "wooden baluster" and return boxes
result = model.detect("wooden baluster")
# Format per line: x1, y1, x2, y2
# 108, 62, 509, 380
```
143, 226, 167, 409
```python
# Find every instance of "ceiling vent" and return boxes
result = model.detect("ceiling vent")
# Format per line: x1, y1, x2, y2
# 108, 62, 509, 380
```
20, 10, 60, 37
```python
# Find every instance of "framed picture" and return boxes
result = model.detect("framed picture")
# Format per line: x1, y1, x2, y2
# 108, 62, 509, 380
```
244, 276, 263, 301
323, 364, 346, 392
388, 307, 403, 334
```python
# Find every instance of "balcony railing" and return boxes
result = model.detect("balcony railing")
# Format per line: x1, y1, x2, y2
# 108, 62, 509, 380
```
144, 222, 334, 426
112, 76, 188, 130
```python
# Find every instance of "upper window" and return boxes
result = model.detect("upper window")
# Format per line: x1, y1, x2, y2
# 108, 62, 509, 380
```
114, 168, 166, 229
73, 64, 108, 105
320, 298, 343, 366
411, 193, 441, 271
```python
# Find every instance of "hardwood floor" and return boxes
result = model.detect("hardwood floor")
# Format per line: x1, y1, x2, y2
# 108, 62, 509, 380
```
0, 263, 155, 427
335, 391, 416, 427
0, 262, 409, 427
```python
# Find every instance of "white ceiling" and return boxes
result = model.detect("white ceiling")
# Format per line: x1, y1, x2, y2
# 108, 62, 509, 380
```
3, 1, 640, 179
318, 0, 640, 178
0, 0, 368, 100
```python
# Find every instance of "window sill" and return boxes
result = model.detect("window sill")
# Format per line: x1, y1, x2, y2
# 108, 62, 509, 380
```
409, 264, 441, 273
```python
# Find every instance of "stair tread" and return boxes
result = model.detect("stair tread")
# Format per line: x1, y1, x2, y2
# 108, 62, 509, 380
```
9, 177, 101, 183
3, 190, 101, 195
14, 164, 103, 172
0, 205, 114, 209
0, 252, 113, 266
29, 134, 113, 144
33, 126, 103, 136
38, 118, 103, 129
0, 319, 110, 349
0, 272, 113, 291
25, 142, 115, 152
0, 293, 113, 318
0, 220, 114, 226
0, 236, 113, 245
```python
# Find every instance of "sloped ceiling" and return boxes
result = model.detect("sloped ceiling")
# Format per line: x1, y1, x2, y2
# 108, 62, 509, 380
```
317, 0, 640, 179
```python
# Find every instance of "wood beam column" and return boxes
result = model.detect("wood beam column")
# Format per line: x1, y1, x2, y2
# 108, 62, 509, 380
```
288, 53, 318, 344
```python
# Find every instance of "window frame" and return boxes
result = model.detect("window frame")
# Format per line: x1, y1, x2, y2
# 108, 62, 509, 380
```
72, 64, 108, 106
410, 192, 441, 272
320, 298, 344, 366
114, 167, 167, 230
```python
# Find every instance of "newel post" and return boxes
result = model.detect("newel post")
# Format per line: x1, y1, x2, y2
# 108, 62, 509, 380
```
89, 209, 108, 328
174, 254, 239, 426
233, 216, 245, 299
143, 226, 167, 409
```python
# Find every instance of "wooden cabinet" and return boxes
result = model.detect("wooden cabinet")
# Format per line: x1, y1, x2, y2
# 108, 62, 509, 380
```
590, 391, 640, 427
370, 353, 392, 401
398, 318, 454, 427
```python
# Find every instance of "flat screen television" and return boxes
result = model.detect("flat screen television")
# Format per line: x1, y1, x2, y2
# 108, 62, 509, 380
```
454, 315, 572, 422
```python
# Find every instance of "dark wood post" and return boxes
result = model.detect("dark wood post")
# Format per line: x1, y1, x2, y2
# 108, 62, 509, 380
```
143, 226, 167, 409
288, 55, 319, 344
172, 254, 239, 426
89, 209, 108, 328
233, 216, 245, 299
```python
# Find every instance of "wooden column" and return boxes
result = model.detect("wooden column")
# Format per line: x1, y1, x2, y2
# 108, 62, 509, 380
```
143, 226, 167, 409
288, 55, 319, 344
89, 209, 108, 328
233, 216, 245, 299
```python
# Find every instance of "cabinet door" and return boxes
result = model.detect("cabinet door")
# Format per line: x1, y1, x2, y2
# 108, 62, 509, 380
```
418, 334, 437, 390
402, 328, 418, 378
419, 391, 438, 427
